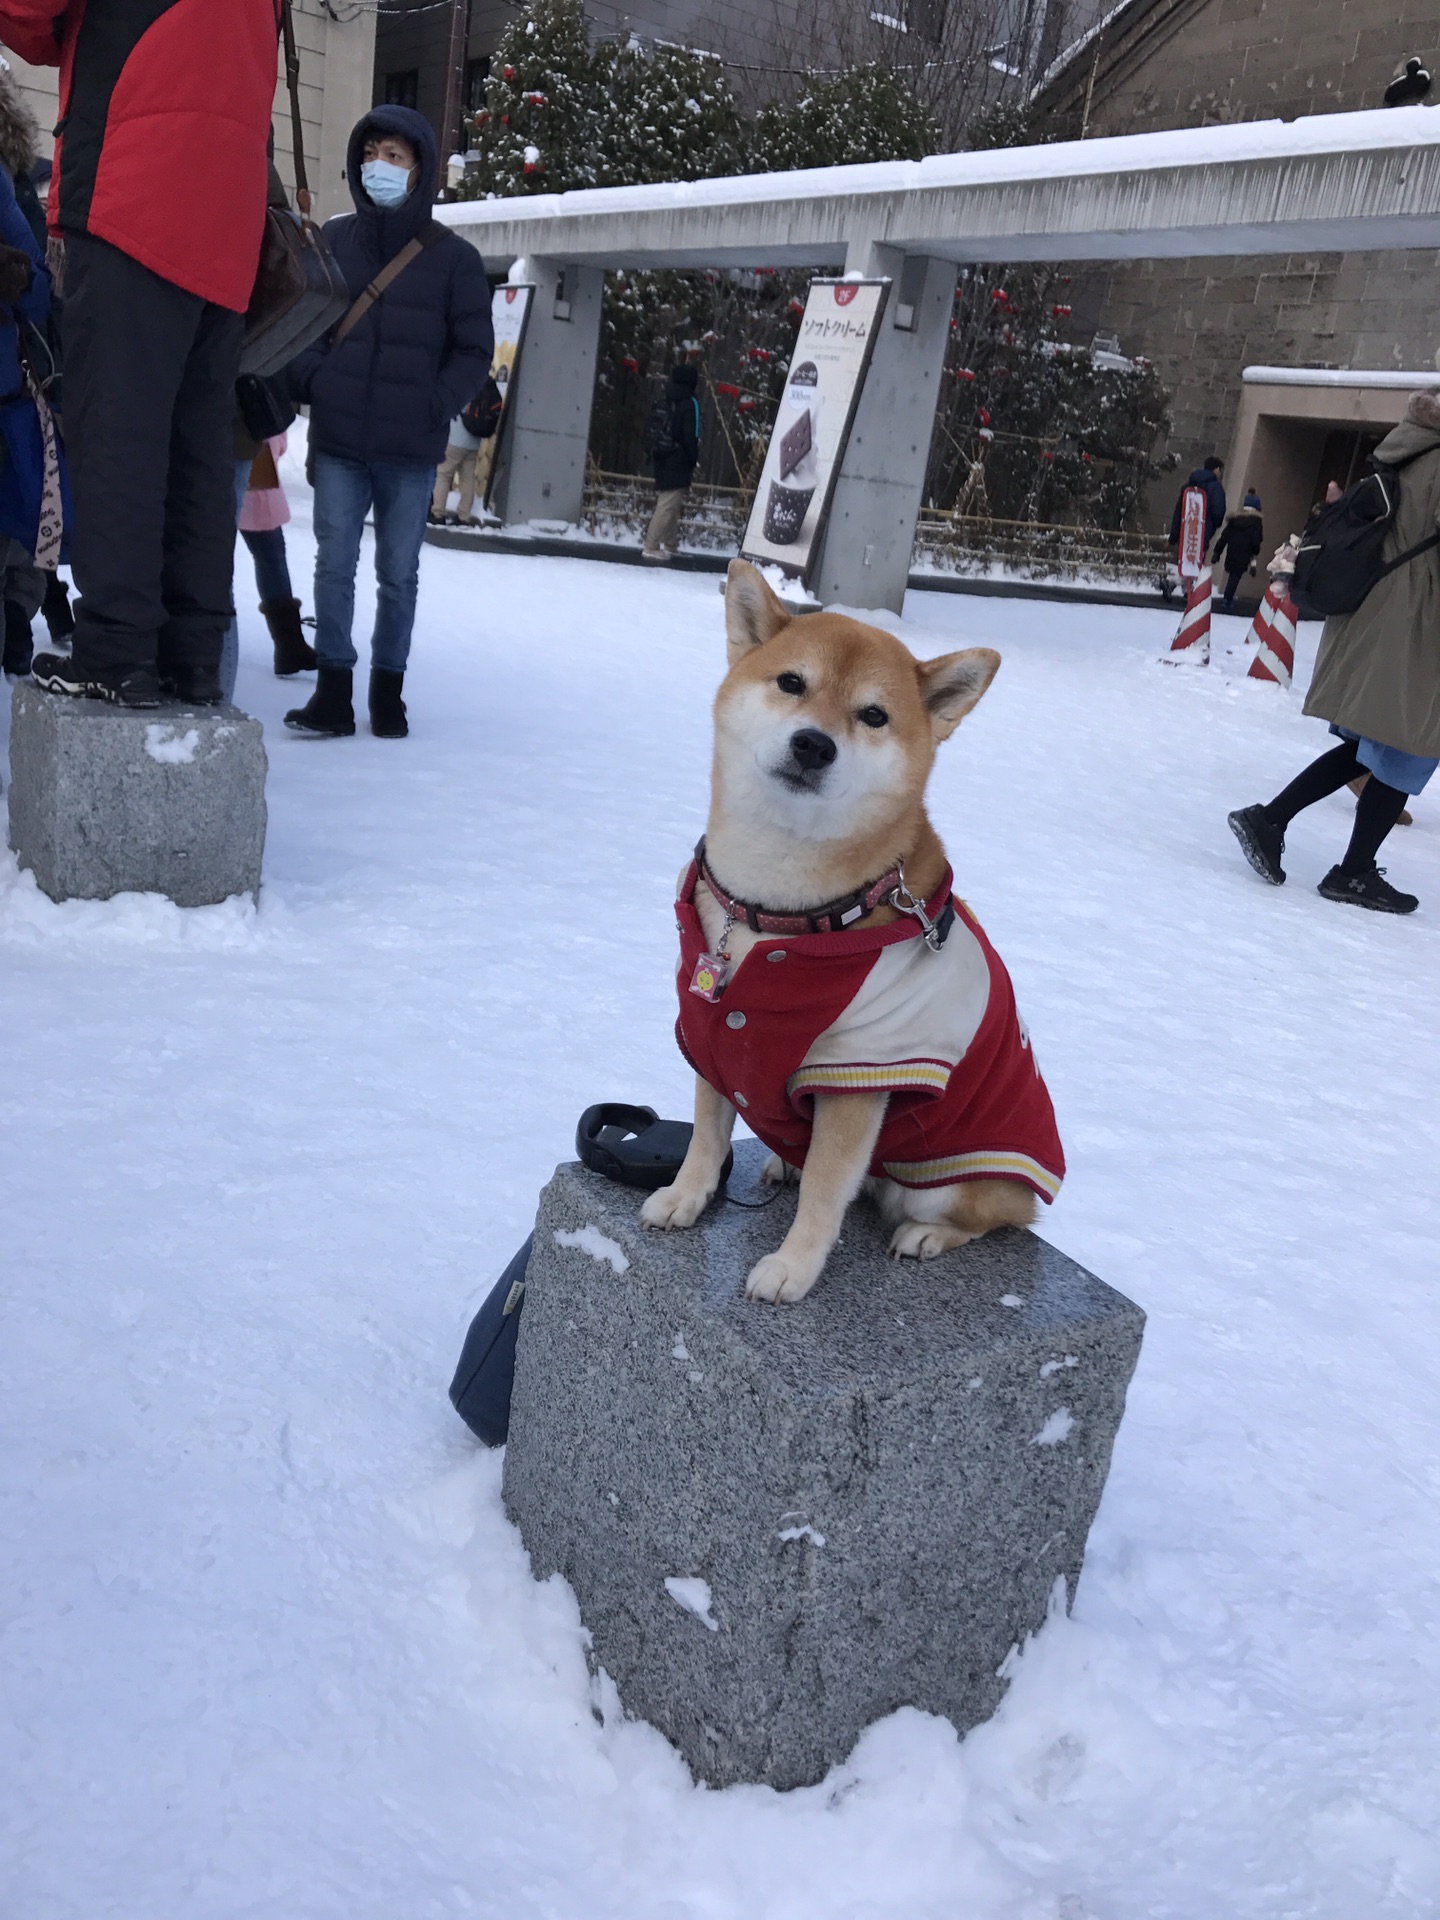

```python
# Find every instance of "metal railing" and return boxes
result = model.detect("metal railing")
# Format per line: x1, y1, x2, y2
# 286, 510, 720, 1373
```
580, 470, 1171, 584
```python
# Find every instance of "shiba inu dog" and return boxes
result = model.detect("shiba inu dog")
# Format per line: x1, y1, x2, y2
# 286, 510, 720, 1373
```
641, 560, 1064, 1304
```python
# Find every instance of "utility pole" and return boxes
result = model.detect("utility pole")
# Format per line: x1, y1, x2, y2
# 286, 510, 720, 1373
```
439, 0, 473, 194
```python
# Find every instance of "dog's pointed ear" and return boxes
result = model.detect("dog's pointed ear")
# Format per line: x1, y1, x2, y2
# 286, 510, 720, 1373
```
725, 560, 791, 665
917, 648, 1000, 741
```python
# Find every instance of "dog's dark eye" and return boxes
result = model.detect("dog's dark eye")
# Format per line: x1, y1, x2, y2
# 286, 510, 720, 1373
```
777, 671, 806, 695
857, 705, 889, 729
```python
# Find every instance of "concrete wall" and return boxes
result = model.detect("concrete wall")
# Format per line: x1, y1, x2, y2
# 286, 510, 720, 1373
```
4, 3, 376, 226
1032, 0, 1440, 528
1224, 376, 1416, 552
1035, 0, 1434, 136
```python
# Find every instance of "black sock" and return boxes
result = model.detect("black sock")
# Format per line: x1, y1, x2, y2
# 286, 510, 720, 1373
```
1266, 741, 1361, 826
1340, 774, 1408, 875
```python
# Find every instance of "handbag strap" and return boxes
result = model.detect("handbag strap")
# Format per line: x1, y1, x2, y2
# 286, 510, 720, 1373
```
280, 0, 311, 217
332, 222, 444, 348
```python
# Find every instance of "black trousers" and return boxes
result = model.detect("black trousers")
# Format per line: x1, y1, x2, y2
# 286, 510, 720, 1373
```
63, 234, 242, 673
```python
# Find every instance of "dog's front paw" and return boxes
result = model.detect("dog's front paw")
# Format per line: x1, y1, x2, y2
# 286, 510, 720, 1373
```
745, 1251, 820, 1304
760, 1153, 800, 1188
888, 1219, 974, 1261
640, 1182, 712, 1231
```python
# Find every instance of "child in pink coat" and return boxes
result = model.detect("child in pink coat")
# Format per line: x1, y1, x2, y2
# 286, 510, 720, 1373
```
236, 435, 315, 677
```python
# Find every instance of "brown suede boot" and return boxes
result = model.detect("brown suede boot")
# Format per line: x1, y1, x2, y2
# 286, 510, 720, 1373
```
262, 598, 318, 677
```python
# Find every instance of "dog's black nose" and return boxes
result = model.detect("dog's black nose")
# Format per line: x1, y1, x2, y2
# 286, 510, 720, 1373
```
789, 727, 837, 773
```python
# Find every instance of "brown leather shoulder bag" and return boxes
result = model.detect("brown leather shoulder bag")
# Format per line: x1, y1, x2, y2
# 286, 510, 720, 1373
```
240, 0, 351, 377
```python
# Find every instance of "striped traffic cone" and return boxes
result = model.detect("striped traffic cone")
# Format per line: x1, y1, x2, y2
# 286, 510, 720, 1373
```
1245, 579, 1298, 687
1165, 573, 1211, 664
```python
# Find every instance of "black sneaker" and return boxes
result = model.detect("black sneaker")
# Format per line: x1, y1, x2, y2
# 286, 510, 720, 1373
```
1317, 864, 1418, 915
31, 649, 161, 709
1228, 804, 1286, 885
159, 661, 223, 706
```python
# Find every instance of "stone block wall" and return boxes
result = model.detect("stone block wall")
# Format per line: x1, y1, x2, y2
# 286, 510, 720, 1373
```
1067, 247, 1440, 523
1033, 0, 1440, 521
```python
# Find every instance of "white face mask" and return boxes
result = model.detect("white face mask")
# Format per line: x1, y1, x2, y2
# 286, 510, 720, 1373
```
362, 158, 412, 208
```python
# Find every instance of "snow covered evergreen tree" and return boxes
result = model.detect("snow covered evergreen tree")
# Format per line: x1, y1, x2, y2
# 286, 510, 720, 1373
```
464, 0, 600, 197
596, 41, 744, 187
756, 66, 935, 172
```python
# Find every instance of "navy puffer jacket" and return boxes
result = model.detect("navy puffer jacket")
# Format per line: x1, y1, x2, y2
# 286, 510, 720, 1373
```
288, 106, 493, 468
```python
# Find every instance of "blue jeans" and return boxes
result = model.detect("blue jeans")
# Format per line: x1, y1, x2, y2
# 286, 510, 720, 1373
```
312, 452, 433, 674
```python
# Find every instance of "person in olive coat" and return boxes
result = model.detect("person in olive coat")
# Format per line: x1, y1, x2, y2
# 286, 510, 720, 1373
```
1228, 390, 1440, 914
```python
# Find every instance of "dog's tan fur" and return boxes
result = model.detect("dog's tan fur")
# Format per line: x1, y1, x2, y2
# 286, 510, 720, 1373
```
641, 561, 1034, 1303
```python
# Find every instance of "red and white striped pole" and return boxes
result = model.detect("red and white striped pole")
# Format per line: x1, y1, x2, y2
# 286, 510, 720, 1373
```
1245, 577, 1298, 687
1165, 485, 1211, 664
1168, 572, 1212, 662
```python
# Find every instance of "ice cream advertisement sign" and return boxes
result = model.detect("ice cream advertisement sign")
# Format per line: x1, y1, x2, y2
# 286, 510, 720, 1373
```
740, 279, 888, 583
482, 282, 534, 508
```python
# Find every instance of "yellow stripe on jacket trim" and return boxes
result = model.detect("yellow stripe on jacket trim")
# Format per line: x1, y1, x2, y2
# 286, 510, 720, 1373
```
788, 1060, 952, 1099
881, 1149, 1064, 1199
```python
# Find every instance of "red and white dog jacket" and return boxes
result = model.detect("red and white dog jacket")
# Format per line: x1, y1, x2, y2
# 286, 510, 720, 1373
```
673, 860, 1064, 1202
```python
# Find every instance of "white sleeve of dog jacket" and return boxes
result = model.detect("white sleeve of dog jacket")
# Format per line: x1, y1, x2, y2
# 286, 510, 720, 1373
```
787, 920, 992, 1101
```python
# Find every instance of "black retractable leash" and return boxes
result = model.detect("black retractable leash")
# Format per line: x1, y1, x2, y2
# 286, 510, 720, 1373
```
449, 1104, 776, 1444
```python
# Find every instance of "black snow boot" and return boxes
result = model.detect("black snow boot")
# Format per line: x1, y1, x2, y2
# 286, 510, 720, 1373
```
41, 572, 74, 643
1228, 804, 1286, 885
2, 598, 33, 677
262, 598, 317, 677
368, 668, 408, 738
1316, 864, 1418, 915
285, 666, 355, 736
160, 658, 223, 705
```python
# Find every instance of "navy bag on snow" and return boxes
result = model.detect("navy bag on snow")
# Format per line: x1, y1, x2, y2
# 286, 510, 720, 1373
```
448, 1235, 532, 1446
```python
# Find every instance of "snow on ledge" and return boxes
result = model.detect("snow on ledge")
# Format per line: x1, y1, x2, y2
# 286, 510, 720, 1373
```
1243, 365, 1440, 389
553, 1225, 630, 1274
437, 105, 1440, 229
664, 1575, 719, 1630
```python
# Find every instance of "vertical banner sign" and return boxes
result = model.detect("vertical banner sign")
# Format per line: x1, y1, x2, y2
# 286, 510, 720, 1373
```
1178, 485, 1209, 580
481, 282, 535, 507
740, 279, 889, 583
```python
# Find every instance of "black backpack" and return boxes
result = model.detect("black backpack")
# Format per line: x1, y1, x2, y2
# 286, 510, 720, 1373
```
1292, 457, 1440, 617
461, 377, 503, 442
644, 396, 680, 460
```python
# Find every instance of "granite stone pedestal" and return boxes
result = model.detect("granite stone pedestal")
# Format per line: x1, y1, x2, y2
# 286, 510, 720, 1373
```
503, 1145, 1145, 1790
7, 681, 267, 906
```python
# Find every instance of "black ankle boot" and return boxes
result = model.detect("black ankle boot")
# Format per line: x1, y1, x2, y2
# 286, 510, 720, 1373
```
369, 668, 408, 738
285, 666, 355, 736
262, 599, 317, 677
2, 598, 33, 677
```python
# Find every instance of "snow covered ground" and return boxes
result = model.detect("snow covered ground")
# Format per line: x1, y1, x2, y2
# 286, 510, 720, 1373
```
3, 456, 1439, 1919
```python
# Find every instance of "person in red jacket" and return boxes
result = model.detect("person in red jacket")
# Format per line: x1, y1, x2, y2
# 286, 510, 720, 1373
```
0, 0, 281, 706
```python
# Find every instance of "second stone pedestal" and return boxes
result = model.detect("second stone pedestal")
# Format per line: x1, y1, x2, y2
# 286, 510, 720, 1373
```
7, 680, 267, 906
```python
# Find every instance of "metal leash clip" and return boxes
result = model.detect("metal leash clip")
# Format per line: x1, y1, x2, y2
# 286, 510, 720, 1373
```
889, 858, 945, 952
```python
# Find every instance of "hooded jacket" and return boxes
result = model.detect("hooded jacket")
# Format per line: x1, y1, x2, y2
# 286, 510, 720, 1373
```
1304, 391, 1440, 759
1169, 467, 1226, 551
287, 106, 494, 470
653, 367, 700, 492
0, 0, 281, 311
1213, 497, 1264, 572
